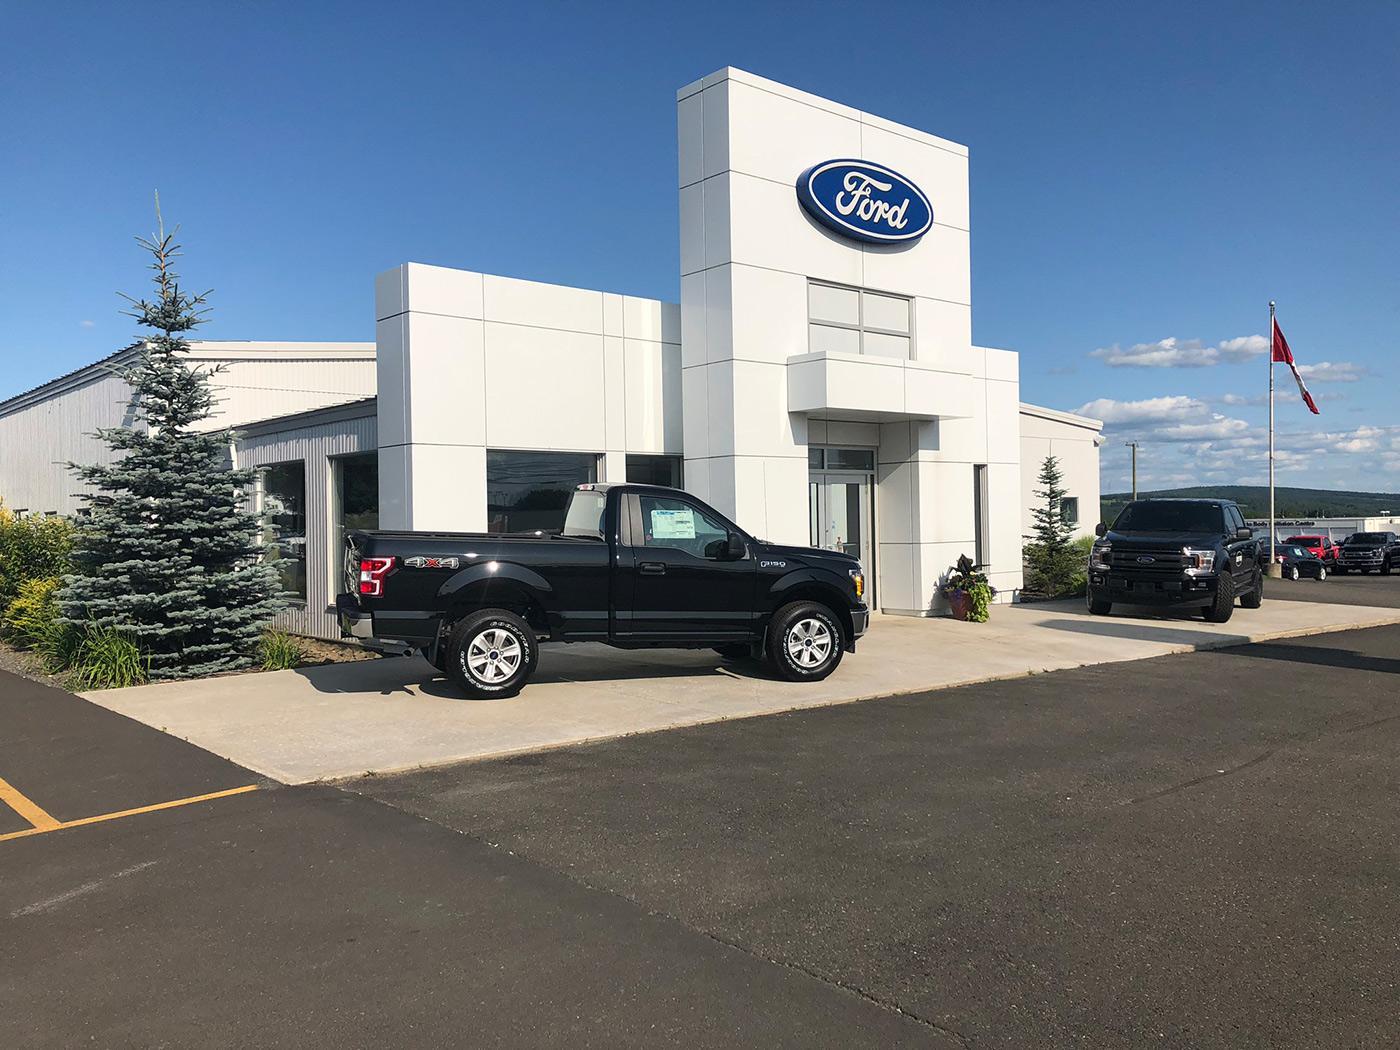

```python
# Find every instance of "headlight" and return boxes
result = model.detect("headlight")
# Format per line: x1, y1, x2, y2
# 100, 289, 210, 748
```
1089, 543, 1112, 570
849, 568, 864, 599
1182, 547, 1216, 574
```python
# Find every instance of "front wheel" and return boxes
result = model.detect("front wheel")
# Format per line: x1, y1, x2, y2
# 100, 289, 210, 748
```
1318, 566, 1328, 582
445, 609, 536, 699
1289, 565, 1300, 581
1087, 594, 1112, 615
767, 601, 845, 682
1203, 573, 1236, 623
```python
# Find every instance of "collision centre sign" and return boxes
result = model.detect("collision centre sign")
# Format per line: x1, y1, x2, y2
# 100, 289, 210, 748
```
795, 159, 933, 245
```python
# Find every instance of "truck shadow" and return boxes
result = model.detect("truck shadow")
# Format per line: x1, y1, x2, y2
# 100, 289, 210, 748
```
1035, 615, 1252, 649
1214, 641, 1400, 676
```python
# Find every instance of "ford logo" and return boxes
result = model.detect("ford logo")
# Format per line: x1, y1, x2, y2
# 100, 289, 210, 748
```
1136, 556, 1156, 564
795, 159, 934, 245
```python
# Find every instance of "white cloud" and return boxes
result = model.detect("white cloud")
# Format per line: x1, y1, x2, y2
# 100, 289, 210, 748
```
1073, 395, 1207, 424
1295, 360, 1372, 383
79, 319, 96, 328
1090, 334, 1267, 369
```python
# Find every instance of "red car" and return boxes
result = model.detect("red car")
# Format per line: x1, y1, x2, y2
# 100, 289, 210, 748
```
1284, 534, 1339, 565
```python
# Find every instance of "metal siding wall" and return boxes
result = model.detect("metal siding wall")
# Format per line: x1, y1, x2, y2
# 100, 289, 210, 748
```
1, 352, 375, 517
238, 412, 378, 640
0, 371, 137, 515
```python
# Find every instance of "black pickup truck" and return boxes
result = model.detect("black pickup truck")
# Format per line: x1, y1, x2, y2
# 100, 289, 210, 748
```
336, 483, 869, 698
1333, 531, 1400, 575
1086, 498, 1264, 622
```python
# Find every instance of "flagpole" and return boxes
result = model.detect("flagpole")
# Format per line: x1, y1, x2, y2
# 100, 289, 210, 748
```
1268, 300, 1276, 568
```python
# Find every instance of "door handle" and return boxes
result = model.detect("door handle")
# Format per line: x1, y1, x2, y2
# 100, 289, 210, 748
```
639, 561, 667, 576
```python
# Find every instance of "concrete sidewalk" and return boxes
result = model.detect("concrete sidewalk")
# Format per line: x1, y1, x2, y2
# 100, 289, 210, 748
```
83, 599, 1400, 783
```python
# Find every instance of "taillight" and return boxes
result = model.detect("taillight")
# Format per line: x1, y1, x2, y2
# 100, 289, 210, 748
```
358, 557, 395, 596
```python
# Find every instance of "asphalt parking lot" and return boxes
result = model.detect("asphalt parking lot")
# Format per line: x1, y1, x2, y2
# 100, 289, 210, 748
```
1268, 567, 1400, 608
4, 623, 1398, 1047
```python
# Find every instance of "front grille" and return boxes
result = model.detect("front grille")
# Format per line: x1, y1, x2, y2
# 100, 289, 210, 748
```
1340, 550, 1383, 562
1107, 547, 1185, 576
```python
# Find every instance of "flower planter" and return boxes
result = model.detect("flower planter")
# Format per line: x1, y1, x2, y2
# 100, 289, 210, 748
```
946, 589, 972, 621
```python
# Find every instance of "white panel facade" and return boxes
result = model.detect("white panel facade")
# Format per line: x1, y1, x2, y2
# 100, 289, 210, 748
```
1019, 403, 1105, 542
678, 67, 1029, 613
376, 263, 682, 532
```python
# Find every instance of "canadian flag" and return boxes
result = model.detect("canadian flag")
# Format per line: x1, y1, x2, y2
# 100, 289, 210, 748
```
1272, 318, 1320, 415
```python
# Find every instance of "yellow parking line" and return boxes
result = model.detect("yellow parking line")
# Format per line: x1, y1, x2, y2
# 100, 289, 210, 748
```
0, 784, 259, 844
0, 774, 60, 831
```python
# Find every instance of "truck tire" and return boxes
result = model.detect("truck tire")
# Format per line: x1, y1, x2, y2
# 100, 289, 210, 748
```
1203, 574, 1236, 624
1241, 569, 1264, 608
1383, 560, 1392, 576
444, 609, 536, 699
766, 601, 844, 682
1087, 594, 1112, 616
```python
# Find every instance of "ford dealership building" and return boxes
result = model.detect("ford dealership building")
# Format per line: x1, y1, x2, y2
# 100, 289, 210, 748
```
0, 68, 1102, 639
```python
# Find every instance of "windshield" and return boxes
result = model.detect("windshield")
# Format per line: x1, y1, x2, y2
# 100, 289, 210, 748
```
1285, 536, 1321, 545
1351, 533, 1389, 544
560, 489, 608, 540
1283, 546, 1309, 558
1113, 502, 1224, 534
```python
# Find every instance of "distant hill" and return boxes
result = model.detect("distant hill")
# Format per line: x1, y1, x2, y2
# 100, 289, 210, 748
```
1101, 486, 1400, 523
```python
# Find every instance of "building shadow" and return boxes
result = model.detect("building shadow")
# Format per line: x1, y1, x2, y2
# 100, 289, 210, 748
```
1034, 616, 1253, 649
1215, 641, 1400, 676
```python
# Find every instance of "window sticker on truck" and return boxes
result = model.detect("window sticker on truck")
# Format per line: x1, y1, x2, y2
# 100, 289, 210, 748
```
650, 508, 696, 539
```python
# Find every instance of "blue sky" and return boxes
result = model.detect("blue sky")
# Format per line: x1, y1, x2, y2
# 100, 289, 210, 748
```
2, 2, 1397, 493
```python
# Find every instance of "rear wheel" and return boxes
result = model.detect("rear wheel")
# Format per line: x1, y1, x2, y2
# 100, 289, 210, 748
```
1240, 569, 1264, 608
445, 609, 536, 699
766, 601, 844, 682
1203, 574, 1236, 623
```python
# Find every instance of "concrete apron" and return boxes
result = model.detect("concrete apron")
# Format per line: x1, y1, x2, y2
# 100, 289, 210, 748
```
83, 599, 1400, 784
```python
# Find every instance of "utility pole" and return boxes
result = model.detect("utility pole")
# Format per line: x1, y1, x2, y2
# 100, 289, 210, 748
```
1125, 442, 1139, 500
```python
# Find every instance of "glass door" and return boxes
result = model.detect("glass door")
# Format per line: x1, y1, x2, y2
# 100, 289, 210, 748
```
809, 472, 874, 606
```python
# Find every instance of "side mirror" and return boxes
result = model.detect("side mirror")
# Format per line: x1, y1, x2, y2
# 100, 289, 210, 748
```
1094, 522, 1107, 538
725, 533, 746, 560
1235, 527, 1253, 541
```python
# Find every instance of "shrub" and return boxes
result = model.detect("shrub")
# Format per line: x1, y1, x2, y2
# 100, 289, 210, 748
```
1066, 535, 1096, 598
259, 628, 306, 671
0, 505, 74, 609
66, 626, 148, 690
2, 576, 61, 647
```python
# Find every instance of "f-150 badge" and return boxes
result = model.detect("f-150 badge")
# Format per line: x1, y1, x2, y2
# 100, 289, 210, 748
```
405, 556, 459, 569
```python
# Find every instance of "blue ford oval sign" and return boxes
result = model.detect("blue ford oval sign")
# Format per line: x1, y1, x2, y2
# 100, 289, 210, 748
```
796, 159, 933, 245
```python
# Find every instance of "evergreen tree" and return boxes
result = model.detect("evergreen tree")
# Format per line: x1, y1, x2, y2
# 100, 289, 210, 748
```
1023, 454, 1080, 596
60, 205, 284, 678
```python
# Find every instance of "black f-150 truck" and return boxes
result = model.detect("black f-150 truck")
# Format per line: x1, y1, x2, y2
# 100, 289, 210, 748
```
1086, 498, 1264, 623
336, 483, 869, 698
1333, 531, 1400, 575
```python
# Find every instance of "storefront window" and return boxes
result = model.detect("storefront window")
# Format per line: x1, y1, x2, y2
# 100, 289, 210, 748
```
625, 454, 683, 489
262, 461, 307, 601
487, 451, 598, 533
336, 454, 379, 577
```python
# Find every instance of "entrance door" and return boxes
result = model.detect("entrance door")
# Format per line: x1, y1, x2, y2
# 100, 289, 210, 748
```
809, 472, 874, 605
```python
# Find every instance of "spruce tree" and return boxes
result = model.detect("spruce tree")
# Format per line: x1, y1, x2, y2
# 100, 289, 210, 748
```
1023, 454, 1079, 596
60, 205, 284, 678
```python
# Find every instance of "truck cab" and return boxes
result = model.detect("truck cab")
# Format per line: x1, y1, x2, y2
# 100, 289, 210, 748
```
1086, 498, 1263, 623
337, 483, 869, 698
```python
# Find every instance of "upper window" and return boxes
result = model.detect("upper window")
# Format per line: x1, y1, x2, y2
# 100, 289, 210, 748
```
808, 281, 912, 360
262, 461, 307, 601
487, 451, 598, 534
626, 454, 683, 489
637, 495, 731, 559
1060, 496, 1080, 526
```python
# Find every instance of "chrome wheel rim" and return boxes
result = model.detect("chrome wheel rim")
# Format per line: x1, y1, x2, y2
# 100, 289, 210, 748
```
785, 617, 833, 668
466, 628, 522, 683
1319, 567, 1326, 580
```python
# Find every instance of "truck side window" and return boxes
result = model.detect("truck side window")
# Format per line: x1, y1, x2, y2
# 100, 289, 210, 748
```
638, 495, 730, 559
